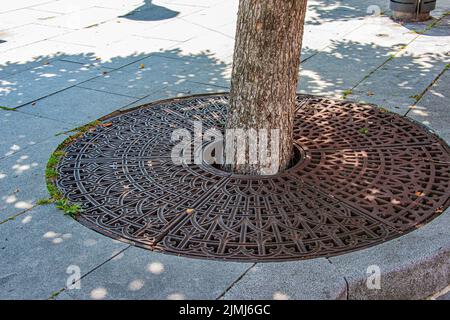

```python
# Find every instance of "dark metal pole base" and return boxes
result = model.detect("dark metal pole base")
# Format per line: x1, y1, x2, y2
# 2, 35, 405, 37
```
391, 10, 431, 22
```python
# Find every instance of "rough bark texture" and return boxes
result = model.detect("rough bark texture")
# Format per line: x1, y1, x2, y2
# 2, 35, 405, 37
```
226, 0, 307, 175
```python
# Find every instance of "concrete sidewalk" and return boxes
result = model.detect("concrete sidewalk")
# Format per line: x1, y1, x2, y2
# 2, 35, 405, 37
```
0, 0, 449, 300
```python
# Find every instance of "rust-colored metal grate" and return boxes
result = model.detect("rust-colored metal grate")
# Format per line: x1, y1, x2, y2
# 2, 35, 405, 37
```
55, 94, 450, 262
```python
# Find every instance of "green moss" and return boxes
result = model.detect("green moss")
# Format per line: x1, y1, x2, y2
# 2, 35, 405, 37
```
0, 106, 15, 111
358, 127, 369, 135
37, 198, 53, 205
55, 199, 82, 218
342, 89, 353, 99
44, 120, 103, 218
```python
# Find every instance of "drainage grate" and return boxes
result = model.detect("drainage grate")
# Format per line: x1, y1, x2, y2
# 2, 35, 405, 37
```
55, 94, 450, 262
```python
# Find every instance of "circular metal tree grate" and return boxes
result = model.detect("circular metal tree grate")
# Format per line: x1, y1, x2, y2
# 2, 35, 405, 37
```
54, 94, 450, 262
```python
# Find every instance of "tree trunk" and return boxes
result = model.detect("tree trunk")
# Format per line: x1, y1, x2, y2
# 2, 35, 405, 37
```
225, 0, 307, 175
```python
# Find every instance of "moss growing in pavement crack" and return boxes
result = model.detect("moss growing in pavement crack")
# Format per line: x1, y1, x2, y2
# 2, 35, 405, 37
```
342, 89, 353, 99
37, 198, 54, 205
44, 136, 89, 217
55, 198, 82, 218
0, 106, 16, 111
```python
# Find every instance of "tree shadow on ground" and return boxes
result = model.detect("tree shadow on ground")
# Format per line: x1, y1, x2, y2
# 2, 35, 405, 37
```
120, 0, 179, 21
306, 0, 389, 25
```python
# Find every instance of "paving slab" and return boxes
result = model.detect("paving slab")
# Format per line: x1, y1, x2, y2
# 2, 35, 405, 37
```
329, 208, 450, 300
298, 38, 393, 97
0, 109, 71, 159
134, 18, 210, 42
64, 246, 252, 300
407, 70, 450, 144
0, 205, 128, 299
0, 136, 67, 220
222, 259, 347, 300
0, 60, 109, 108
0, 24, 70, 53
18, 86, 136, 125
59, 36, 181, 69
350, 51, 450, 114
0, 8, 61, 31
0, 0, 51, 14
78, 53, 230, 98
29, 0, 96, 14
38, 7, 123, 30
168, 30, 235, 64
0, 40, 98, 76
179, 1, 238, 33
119, 81, 227, 111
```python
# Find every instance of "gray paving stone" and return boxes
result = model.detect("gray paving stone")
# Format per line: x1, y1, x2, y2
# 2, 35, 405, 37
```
134, 18, 209, 42
64, 246, 252, 300
79, 53, 230, 98
0, 8, 61, 31
329, 208, 450, 300
59, 36, 181, 70
29, 0, 95, 14
0, 24, 69, 53
222, 259, 347, 300
0, 205, 128, 299
119, 81, 228, 111
0, 40, 97, 76
179, 0, 238, 32
0, 0, 51, 14
168, 30, 235, 64
0, 136, 67, 220
298, 38, 392, 97
407, 71, 450, 145
0, 60, 109, 108
0, 109, 71, 159
18, 86, 136, 125
38, 7, 123, 30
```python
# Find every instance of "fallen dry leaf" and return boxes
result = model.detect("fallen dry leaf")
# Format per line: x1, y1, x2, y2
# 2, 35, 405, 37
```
101, 122, 113, 127
139, 63, 145, 69
186, 208, 194, 214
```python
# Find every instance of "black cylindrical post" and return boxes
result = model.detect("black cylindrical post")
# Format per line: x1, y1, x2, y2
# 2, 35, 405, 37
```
390, 0, 437, 21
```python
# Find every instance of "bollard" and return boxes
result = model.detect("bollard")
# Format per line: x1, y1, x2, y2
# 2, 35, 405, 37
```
390, 0, 437, 21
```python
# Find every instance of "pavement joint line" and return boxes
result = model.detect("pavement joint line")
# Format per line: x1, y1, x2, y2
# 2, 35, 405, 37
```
178, 17, 236, 40
349, 13, 449, 97
12, 108, 76, 125
187, 80, 230, 89
57, 58, 115, 69
404, 63, 450, 117
0, 0, 55, 15
11, 51, 146, 110
216, 262, 257, 300
300, 19, 367, 64
326, 257, 349, 300
60, 245, 132, 299
0, 205, 38, 225
0, 131, 70, 162
74, 84, 141, 99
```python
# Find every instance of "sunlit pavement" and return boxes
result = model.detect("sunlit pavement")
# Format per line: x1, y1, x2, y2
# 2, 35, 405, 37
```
0, 0, 449, 300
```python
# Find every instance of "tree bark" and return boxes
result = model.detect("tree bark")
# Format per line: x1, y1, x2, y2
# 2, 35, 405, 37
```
226, 0, 307, 175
